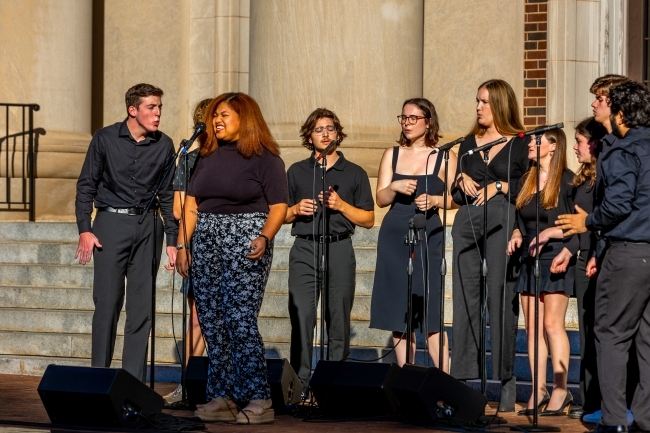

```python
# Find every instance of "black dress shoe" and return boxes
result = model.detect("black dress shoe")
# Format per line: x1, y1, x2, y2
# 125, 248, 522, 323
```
568, 407, 584, 419
498, 376, 516, 412
590, 424, 628, 433
540, 391, 573, 416
517, 390, 551, 415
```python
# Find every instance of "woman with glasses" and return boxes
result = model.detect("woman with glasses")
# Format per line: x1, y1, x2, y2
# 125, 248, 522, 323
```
370, 98, 456, 371
176, 93, 287, 424
284, 108, 375, 396
451, 79, 529, 411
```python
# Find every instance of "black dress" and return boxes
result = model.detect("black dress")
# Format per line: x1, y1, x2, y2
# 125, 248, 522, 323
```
514, 170, 577, 295
370, 146, 445, 333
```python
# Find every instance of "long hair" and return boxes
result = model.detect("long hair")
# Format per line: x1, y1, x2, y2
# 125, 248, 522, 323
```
397, 98, 441, 148
299, 108, 347, 151
200, 92, 280, 158
571, 117, 606, 188
469, 79, 525, 137
516, 127, 568, 210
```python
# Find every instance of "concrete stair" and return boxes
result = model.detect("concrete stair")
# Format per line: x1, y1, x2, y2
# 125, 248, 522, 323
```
0, 222, 582, 403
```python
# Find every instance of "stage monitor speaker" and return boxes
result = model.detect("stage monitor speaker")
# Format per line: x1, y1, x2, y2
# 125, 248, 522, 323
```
309, 360, 400, 418
266, 358, 302, 410
186, 356, 209, 410
392, 364, 487, 425
37, 364, 163, 428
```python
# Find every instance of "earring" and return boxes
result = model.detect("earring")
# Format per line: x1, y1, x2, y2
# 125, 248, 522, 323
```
550, 151, 554, 158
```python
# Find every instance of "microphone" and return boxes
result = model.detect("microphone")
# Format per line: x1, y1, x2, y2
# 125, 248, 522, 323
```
429, 136, 466, 155
316, 139, 339, 160
409, 213, 427, 230
181, 122, 206, 153
518, 123, 564, 138
463, 137, 507, 156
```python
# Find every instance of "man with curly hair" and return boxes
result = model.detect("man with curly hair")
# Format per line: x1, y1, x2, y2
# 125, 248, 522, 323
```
558, 81, 650, 433
284, 108, 375, 396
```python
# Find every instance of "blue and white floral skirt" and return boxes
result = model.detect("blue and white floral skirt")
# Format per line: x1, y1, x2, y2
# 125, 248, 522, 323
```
191, 212, 272, 402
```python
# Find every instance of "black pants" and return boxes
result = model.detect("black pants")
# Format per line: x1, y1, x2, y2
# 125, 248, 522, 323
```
574, 251, 601, 413
91, 211, 163, 382
450, 196, 520, 380
595, 242, 650, 428
288, 237, 356, 390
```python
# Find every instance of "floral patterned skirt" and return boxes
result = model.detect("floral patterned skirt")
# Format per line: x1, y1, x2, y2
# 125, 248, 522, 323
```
191, 212, 272, 402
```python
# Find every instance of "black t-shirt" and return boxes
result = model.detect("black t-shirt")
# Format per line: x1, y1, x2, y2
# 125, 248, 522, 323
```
287, 151, 374, 236
187, 141, 288, 214
453, 135, 531, 205
572, 180, 596, 251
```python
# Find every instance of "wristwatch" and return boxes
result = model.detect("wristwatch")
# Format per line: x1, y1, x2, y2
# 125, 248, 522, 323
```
495, 181, 503, 194
176, 243, 187, 250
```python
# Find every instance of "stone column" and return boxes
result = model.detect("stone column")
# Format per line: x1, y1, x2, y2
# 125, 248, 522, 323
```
547, 0, 601, 169
249, 0, 424, 174
0, 0, 93, 220
188, 0, 250, 127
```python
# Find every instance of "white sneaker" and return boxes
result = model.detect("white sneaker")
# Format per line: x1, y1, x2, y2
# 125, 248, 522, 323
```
163, 384, 183, 404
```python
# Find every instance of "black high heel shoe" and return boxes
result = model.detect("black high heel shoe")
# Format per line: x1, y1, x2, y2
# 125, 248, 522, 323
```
540, 391, 573, 416
517, 391, 551, 415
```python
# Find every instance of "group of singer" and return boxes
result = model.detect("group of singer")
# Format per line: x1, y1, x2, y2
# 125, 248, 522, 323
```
74, 74, 650, 431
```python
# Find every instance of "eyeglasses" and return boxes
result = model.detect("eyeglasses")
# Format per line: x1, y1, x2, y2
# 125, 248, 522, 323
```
313, 125, 336, 134
397, 115, 428, 125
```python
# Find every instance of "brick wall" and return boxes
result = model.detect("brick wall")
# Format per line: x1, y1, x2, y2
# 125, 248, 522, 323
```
523, 0, 548, 128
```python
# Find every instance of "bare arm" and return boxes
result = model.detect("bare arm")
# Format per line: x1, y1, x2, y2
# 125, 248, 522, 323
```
175, 195, 198, 278
376, 147, 417, 208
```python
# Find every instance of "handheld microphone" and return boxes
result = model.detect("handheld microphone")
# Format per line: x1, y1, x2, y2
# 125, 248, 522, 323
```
181, 122, 206, 153
518, 123, 564, 138
429, 136, 466, 155
463, 137, 507, 156
316, 140, 339, 160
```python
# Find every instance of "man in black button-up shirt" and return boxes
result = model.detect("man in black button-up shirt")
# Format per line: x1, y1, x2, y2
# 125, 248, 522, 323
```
284, 108, 374, 394
74, 83, 178, 381
559, 81, 650, 433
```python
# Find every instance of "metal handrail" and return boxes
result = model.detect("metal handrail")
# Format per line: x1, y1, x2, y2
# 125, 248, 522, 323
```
0, 103, 40, 221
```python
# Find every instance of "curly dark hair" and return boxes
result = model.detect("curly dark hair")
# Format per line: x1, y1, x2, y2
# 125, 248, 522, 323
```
398, 98, 442, 148
299, 108, 347, 151
609, 81, 650, 129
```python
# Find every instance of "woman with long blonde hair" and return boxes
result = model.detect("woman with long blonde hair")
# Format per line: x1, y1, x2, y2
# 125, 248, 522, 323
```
507, 127, 576, 416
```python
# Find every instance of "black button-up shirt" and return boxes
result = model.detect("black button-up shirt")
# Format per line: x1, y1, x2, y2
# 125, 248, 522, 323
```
586, 127, 650, 241
75, 120, 178, 245
287, 151, 374, 236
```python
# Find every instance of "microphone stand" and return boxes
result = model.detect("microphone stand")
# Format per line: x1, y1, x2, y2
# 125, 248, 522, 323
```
479, 148, 490, 398
318, 155, 330, 362
438, 149, 450, 369
139, 141, 188, 389
404, 219, 420, 364
179, 143, 189, 404
512, 134, 560, 432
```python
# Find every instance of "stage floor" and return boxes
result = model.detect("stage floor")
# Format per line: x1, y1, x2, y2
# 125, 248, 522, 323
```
0, 375, 593, 433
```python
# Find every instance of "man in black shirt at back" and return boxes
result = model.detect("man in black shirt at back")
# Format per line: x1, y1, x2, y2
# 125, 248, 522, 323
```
284, 108, 375, 396
558, 81, 650, 433
75, 83, 178, 382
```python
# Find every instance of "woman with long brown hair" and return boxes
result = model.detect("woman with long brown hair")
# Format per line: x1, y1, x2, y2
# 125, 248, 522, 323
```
176, 93, 288, 424
506, 127, 576, 415
451, 79, 529, 411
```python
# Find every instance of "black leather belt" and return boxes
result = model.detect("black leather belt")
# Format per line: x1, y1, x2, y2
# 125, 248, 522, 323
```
296, 233, 352, 243
97, 206, 157, 216
606, 238, 650, 247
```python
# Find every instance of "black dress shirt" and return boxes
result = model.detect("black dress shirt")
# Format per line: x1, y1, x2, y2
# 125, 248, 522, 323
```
571, 180, 597, 252
586, 127, 650, 241
452, 135, 531, 205
287, 151, 374, 236
75, 120, 178, 246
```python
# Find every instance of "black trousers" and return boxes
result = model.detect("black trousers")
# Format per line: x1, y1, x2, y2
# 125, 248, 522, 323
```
450, 196, 520, 380
595, 242, 650, 428
288, 237, 356, 390
574, 251, 601, 413
91, 211, 163, 382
